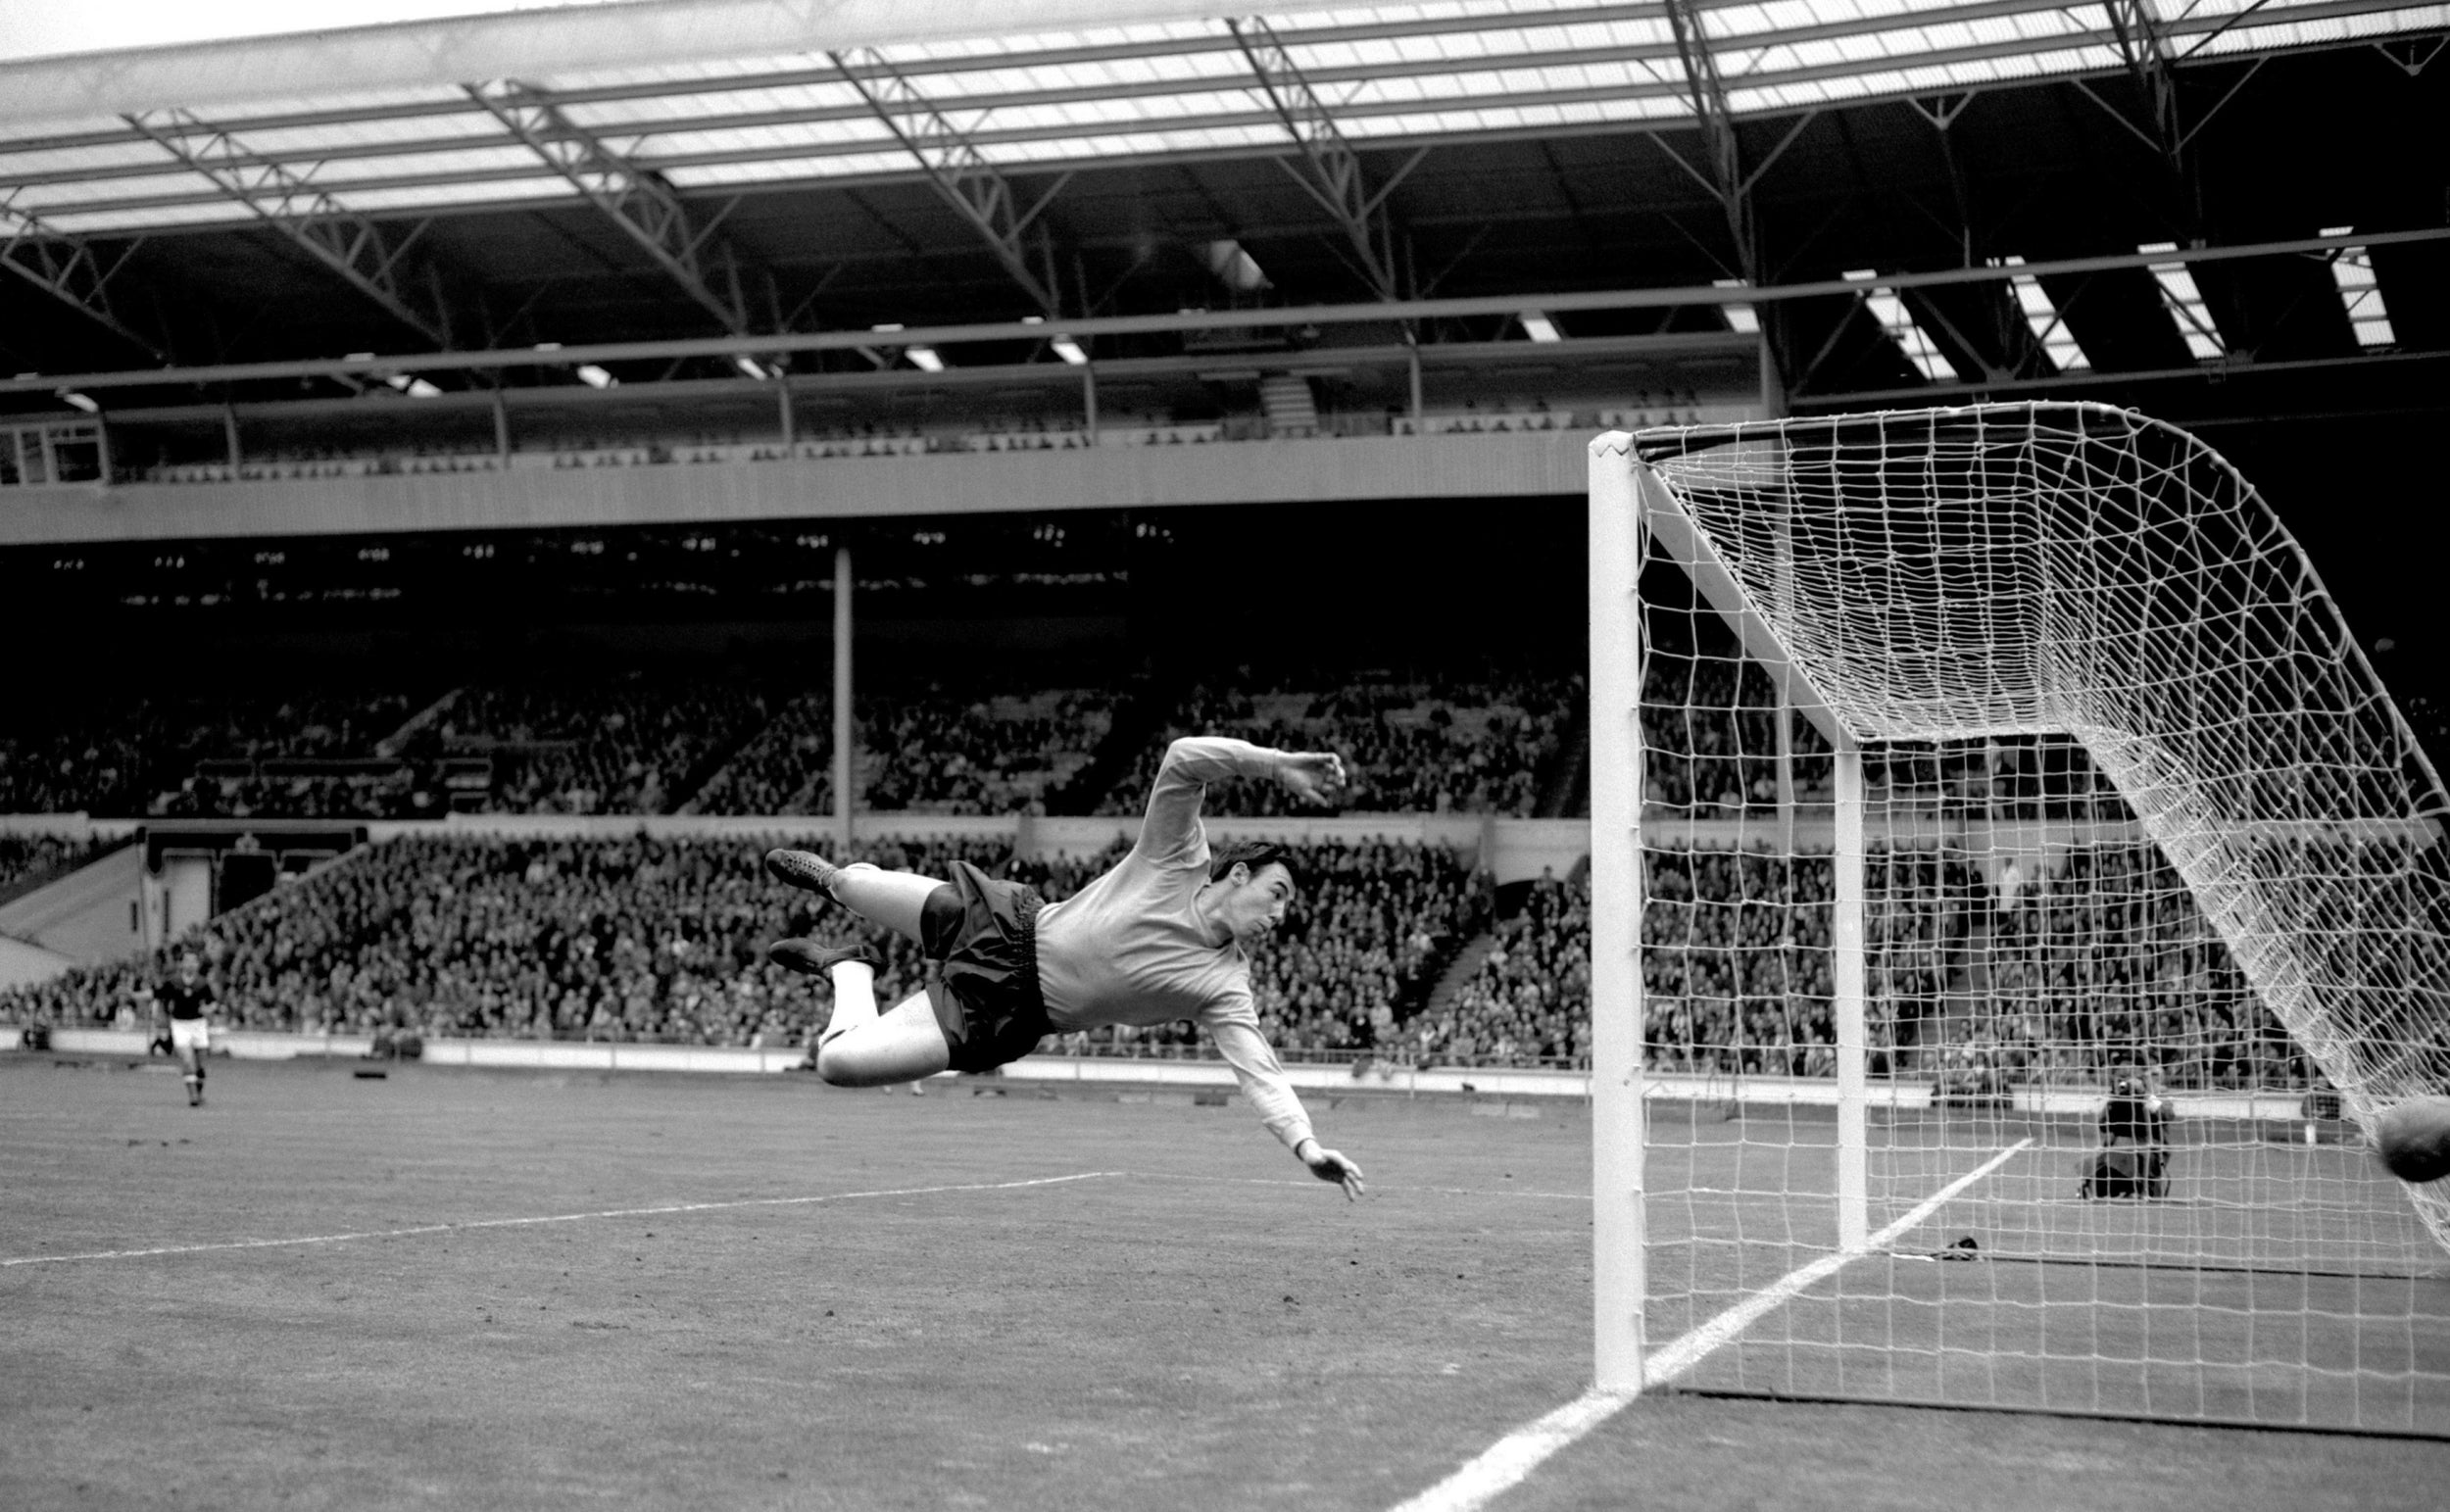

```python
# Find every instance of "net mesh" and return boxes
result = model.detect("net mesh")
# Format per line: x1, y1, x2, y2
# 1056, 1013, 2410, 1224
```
1623, 403, 2450, 1433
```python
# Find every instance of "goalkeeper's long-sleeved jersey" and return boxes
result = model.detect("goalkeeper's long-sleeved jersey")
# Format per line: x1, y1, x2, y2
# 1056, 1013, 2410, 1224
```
1033, 736, 1316, 1151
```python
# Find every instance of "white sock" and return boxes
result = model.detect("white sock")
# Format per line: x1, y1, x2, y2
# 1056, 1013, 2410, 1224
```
821, 960, 878, 1044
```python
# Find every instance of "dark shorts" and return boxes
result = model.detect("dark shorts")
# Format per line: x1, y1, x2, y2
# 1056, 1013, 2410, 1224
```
919, 860, 1051, 1075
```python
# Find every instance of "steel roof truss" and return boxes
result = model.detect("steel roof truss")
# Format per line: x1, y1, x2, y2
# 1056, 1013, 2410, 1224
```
830, 48, 1065, 317
0, 199, 169, 363
466, 80, 752, 337
1227, 17, 1406, 302
122, 109, 453, 348
2373, 36, 2445, 75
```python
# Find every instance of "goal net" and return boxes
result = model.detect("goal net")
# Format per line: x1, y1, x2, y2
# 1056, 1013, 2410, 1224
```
1588, 403, 2450, 1435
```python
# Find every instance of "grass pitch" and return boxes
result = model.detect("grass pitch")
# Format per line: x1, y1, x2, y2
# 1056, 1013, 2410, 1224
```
4, 1055, 2446, 1511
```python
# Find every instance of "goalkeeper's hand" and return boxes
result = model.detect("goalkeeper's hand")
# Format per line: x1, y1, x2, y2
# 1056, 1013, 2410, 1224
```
1296, 1138, 1366, 1200
1278, 752, 1347, 806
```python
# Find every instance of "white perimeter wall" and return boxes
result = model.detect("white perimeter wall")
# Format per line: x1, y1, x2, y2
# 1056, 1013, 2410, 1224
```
26, 1028, 2329, 1125
0, 432, 1599, 548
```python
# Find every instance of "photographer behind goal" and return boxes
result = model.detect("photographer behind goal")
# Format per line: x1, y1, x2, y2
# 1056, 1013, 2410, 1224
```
2081, 1073, 2174, 1200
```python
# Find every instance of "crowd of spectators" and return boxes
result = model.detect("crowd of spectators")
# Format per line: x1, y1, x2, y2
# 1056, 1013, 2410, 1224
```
1, 687, 428, 818
683, 694, 832, 815
1, 817, 2342, 1085
1099, 668, 1580, 818
1972, 842, 2306, 1089
5, 834, 1027, 1047
1404, 870, 1592, 1067
0, 833, 110, 897
408, 676, 780, 815
1640, 848, 1840, 1076
1638, 661, 2151, 822
858, 688, 1114, 815
1362, 838, 2326, 1086
153, 768, 448, 821
683, 686, 1114, 817
0, 704, 154, 815
11, 665, 1592, 820
1244, 840, 1482, 1057
1642, 654, 1834, 812
4, 833, 1484, 1062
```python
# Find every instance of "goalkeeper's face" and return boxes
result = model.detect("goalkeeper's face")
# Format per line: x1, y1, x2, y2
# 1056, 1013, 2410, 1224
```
1215, 862, 1297, 947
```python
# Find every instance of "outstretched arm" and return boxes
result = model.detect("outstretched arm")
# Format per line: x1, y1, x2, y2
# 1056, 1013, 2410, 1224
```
1137, 736, 1347, 868
1295, 1137, 1367, 1200
1204, 1004, 1365, 1200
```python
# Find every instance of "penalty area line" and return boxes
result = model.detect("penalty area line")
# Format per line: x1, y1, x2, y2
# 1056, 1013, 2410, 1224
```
1387, 1138, 2034, 1512
0, 1171, 1120, 1268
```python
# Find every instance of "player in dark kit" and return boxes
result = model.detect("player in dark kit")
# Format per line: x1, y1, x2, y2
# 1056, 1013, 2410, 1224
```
762, 736, 1366, 1198
158, 951, 217, 1107
2082, 1073, 2173, 1198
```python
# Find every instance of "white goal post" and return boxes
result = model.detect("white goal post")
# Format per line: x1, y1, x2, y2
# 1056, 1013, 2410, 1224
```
1589, 403, 2450, 1433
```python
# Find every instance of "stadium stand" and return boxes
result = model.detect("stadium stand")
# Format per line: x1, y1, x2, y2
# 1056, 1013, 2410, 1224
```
1404, 870, 1593, 1068
1097, 667, 1582, 818
0, 833, 110, 899
3, 661, 1590, 819
10, 810, 2300, 1080
117, 397, 1717, 490
1, 834, 1488, 1060
407, 674, 782, 816
855, 687, 1116, 816
1369, 841, 2312, 1081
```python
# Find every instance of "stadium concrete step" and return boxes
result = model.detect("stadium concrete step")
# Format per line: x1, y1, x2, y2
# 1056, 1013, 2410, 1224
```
1420, 928, 1498, 1022
1538, 703, 1590, 818
0, 843, 149, 970
0, 931, 78, 990
1258, 373, 1319, 438
377, 686, 464, 756
1047, 669, 1177, 815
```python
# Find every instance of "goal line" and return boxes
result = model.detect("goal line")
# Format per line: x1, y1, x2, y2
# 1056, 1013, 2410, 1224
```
1388, 1139, 2031, 1512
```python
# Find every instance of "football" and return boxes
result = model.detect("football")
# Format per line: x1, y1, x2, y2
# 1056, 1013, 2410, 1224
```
2370, 1097, 2450, 1185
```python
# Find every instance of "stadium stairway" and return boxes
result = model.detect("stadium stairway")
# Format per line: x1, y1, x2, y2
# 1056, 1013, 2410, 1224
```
376, 686, 464, 757
0, 839, 147, 979
1916, 905, 1995, 1070
0, 931, 77, 990
665, 693, 785, 813
1046, 668, 1179, 815
1258, 374, 1320, 438
1537, 706, 1590, 818
1413, 927, 1498, 1028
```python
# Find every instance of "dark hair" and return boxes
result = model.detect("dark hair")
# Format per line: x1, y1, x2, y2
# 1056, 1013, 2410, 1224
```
1208, 841, 1298, 890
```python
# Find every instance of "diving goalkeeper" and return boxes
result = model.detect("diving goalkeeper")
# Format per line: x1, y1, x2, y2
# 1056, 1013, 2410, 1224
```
763, 736, 1366, 1199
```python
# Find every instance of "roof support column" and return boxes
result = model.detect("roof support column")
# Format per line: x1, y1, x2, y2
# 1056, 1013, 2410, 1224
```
1661, 0, 1795, 414
834, 545, 856, 856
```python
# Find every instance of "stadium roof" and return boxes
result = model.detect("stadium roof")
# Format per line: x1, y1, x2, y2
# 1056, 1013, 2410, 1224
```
5, 0, 2445, 234
1, 0, 2445, 421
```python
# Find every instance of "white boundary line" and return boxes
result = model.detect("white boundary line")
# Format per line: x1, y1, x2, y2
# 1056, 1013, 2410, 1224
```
1125, 1170, 1593, 1201
0, 1171, 1120, 1268
1387, 1138, 2034, 1512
